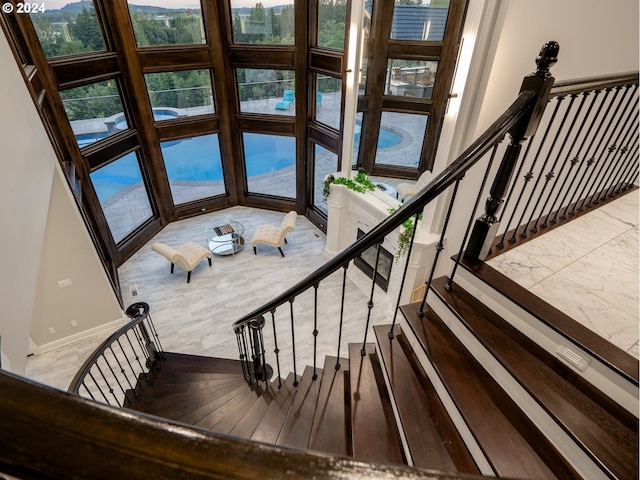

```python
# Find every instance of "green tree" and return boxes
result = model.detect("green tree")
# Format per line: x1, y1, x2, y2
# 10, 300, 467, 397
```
68, 6, 104, 51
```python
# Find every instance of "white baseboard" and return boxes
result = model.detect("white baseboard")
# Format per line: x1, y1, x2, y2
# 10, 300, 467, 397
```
28, 316, 126, 355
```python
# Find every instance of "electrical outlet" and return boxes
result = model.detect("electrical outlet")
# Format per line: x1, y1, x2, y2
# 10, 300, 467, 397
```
48, 327, 56, 335
70, 320, 78, 327
130, 284, 139, 297
58, 279, 72, 288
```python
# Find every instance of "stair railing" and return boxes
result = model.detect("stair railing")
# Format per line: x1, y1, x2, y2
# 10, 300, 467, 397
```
68, 302, 165, 407
234, 42, 561, 387
474, 71, 639, 258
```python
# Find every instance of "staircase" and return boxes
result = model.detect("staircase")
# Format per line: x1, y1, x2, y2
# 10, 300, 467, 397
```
124, 266, 638, 479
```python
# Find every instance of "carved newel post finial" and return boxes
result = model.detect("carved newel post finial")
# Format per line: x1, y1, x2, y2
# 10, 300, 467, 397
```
535, 41, 559, 79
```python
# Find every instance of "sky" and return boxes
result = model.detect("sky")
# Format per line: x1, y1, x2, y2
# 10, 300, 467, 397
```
43, 0, 289, 10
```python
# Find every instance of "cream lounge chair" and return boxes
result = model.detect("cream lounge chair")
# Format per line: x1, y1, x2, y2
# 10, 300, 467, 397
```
151, 242, 212, 283
251, 211, 297, 257
396, 170, 433, 202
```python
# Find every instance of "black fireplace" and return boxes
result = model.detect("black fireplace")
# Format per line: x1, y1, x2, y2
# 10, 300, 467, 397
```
354, 229, 393, 292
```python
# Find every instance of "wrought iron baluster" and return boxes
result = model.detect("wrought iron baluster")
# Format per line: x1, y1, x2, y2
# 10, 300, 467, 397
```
249, 316, 269, 388
115, 338, 139, 392
614, 142, 639, 194
607, 124, 639, 197
144, 315, 165, 359
80, 382, 96, 402
132, 326, 152, 368
595, 105, 639, 202
510, 98, 564, 241
235, 327, 249, 383
335, 265, 348, 370
91, 365, 117, 406
239, 326, 253, 385
361, 243, 382, 355
124, 330, 147, 382
525, 94, 575, 233
270, 310, 282, 388
540, 93, 587, 227
575, 86, 626, 211
496, 134, 536, 248
389, 213, 421, 338
101, 350, 128, 401
555, 89, 603, 220
107, 345, 134, 392
588, 85, 638, 205
420, 178, 461, 312
312, 284, 319, 380
289, 298, 298, 386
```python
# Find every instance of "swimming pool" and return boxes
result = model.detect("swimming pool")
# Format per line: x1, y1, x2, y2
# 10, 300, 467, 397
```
353, 125, 403, 149
91, 134, 296, 201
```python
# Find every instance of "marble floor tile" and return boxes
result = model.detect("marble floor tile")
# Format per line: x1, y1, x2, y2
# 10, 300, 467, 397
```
489, 189, 639, 359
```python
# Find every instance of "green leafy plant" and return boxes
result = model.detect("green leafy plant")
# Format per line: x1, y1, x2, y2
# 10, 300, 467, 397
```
388, 207, 423, 260
322, 169, 376, 201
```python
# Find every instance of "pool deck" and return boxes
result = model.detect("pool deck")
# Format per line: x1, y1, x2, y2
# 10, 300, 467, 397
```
71, 92, 421, 242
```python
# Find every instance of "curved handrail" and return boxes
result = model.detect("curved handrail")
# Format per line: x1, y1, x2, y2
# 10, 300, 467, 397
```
68, 302, 157, 394
233, 90, 537, 331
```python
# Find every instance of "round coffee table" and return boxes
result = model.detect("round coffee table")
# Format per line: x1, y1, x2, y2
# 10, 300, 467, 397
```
204, 221, 245, 256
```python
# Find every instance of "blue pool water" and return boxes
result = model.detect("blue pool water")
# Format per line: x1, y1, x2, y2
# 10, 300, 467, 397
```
90, 134, 296, 201
354, 126, 403, 149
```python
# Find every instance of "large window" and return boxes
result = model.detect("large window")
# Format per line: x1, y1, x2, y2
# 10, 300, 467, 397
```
128, 2, 205, 46
374, 111, 427, 168
385, 59, 438, 99
144, 70, 214, 116
315, 75, 342, 130
313, 144, 339, 214
318, 0, 347, 49
89, 152, 153, 243
244, 133, 296, 198
231, 1, 294, 45
236, 69, 295, 115
60, 80, 128, 148
160, 135, 225, 205
30, 1, 106, 58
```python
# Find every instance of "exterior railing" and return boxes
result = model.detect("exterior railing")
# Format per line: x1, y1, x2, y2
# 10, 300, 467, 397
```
68, 302, 165, 407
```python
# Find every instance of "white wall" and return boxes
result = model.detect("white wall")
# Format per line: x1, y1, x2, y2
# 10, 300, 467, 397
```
31, 170, 124, 352
0, 32, 55, 374
472, 0, 639, 138
0, 31, 123, 373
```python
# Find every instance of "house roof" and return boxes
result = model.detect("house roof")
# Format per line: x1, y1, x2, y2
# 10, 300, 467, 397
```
391, 6, 448, 41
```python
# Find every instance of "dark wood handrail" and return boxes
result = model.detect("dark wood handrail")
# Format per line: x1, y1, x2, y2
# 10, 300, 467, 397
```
550, 71, 638, 96
0, 368, 484, 480
232, 90, 537, 331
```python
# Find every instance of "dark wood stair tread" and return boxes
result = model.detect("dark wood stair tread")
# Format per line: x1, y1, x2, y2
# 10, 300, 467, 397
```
251, 372, 299, 444
431, 276, 639, 480
128, 381, 245, 419
161, 352, 243, 372
127, 375, 244, 404
349, 343, 405, 465
402, 302, 575, 479
205, 383, 269, 433
308, 356, 350, 457
374, 325, 479, 474
172, 383, 250, 425
228, 382, 277, 439
458, 256, 639, 385
276, 366, 324, 449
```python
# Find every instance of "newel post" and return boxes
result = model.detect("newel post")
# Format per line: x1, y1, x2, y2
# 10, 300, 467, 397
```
464, 41, 559, 262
